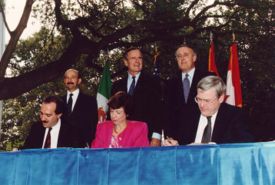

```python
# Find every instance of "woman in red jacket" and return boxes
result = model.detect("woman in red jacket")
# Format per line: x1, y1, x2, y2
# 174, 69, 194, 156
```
91, 91, 149, 148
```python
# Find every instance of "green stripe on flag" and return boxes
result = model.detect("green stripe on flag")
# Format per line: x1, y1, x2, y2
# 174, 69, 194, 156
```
97, 62, 112, 99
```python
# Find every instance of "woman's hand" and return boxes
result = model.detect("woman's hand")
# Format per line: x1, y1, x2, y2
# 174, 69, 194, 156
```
162, 137, 179, 146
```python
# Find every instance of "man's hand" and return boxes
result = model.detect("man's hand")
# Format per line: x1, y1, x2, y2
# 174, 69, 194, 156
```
150, 138, 161, 147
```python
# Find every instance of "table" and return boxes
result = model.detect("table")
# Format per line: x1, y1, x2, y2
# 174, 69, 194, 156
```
1, 142, 275, 185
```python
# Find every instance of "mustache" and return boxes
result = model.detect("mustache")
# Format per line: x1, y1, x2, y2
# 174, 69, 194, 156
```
66, 82, 75, 85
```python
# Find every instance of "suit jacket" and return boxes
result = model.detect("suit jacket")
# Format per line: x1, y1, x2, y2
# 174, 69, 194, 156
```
62, 91, 98, 147
165, 68, 215, 137
111, 71, 163, 138
23, 120, 75, 149
174, 103, 254, 145
91, 120, 149, 148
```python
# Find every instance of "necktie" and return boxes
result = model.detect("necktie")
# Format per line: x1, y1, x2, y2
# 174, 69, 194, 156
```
128, 76, 136, 96
183, 73, 190, 103
201, 116, 212, 143
44, 128, 52, 148
67, 93, 73, 114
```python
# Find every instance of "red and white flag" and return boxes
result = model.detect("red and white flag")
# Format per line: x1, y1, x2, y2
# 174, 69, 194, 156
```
208, 39, 220, 76
226, 42, 242, 107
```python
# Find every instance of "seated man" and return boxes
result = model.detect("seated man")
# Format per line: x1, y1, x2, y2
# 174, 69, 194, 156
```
23, 96, 77, 149
163, 75, 253, 146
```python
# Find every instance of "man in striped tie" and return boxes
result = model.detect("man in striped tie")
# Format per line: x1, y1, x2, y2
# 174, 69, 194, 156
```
111, 47, 163, 146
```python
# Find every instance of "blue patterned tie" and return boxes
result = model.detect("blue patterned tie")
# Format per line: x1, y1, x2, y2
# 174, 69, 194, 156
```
128, 76, 136, 96
183, 73, 190, 103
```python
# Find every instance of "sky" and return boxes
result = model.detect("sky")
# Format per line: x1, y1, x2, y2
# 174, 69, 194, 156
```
4, 0, 41, 42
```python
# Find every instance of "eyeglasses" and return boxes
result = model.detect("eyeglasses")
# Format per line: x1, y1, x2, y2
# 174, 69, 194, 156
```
194, 97, 218, 104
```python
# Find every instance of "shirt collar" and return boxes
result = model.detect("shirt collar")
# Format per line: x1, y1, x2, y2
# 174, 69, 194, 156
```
67, 88, 80, 97
181, 67, 195, 81
127, 71, 141, 83
51, 118, 61, 130
201, 111, 218, 123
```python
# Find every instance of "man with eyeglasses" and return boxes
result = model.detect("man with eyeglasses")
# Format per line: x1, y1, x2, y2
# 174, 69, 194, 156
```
163, 76, 253, 145
165, 44, 215, 143
112, 47, 163, 146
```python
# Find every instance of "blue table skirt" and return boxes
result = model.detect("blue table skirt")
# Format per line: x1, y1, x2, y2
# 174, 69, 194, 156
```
1, 142, 275, 185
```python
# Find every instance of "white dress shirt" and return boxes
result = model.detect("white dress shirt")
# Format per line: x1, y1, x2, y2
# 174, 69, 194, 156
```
127, 72, 141, 92
66, 88, 80, 112
42, 119, 61, 148
194, 112, 218, 143
181, 67, 195, 86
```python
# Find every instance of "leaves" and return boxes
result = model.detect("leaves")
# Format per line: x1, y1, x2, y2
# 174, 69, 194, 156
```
0, 0, 274, 150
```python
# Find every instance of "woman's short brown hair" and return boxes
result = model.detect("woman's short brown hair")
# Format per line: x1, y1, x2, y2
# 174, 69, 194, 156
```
108, 91, 133, 115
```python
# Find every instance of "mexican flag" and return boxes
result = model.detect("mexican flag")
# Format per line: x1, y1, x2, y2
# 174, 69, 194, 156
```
97, 62, 112, 122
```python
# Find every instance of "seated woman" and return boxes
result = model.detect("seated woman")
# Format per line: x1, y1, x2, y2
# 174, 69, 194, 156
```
91, 91, 149, 148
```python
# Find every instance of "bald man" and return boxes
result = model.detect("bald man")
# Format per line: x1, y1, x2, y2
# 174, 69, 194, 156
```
62, 69, 98, 147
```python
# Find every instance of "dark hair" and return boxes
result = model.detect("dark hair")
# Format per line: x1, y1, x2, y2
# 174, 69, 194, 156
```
108, 91, 132, 115
43, 96, 65, 114
123, 47, 142, 60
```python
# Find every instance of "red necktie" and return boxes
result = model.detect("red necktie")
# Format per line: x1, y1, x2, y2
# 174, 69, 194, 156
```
44, 128, 52, 148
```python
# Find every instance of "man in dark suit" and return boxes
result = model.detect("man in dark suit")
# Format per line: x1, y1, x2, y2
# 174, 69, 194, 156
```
165, 44, 215, 140
62, 69, 98, 147
23, 96, 75, 149
112, 47, 163, 146
163, 76, 253, 145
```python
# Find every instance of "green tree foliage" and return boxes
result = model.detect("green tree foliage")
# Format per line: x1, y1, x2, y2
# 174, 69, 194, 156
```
0, 0, 274, 150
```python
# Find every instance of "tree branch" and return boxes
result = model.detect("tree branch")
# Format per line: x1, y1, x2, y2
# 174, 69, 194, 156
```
0, 37, 81, 99
0, 1, 11, 34
0, 0, 34, 79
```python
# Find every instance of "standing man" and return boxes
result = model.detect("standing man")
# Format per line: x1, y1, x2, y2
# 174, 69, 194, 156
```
165, 44, 215, 141
163, 76, 253, 145
62, 69, 98, 147
112, 47, 163, 146
23, 96, 75, 149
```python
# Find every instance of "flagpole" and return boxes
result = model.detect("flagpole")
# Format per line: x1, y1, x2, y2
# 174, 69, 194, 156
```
232, 32, 236, 42
0, 2, 5, 142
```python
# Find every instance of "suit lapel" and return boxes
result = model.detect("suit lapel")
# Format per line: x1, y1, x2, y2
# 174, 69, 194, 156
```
188, 69, 199, 103
133, 72, 145, 95
212, 104, 226, 142
73, 92, 81, 113
57, 121, 64, 147
175, 72, 185, 105
40, 125, 46, 147
121, 77, 128, 93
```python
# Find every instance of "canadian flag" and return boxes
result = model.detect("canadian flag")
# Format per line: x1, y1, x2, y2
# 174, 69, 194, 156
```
226, 42, 242, 107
